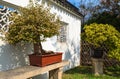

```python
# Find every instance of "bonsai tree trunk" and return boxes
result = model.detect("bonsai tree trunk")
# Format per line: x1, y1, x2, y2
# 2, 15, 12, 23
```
33, 37, 54, 55
34, 42, 44, 55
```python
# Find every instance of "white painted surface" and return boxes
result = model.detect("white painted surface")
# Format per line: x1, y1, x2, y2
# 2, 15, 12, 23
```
0, 39, 33, 71
3, 0, 29, 7
49, 2, 81, 69
0, 0, 81, 79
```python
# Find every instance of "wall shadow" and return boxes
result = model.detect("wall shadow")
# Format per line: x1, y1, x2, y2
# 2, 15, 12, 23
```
63, 40, 80, 71
0, 42, 32, 71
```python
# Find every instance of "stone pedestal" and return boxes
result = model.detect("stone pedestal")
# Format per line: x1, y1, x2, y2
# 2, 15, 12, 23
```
92, 58, 103, 76
49, 67, 63, 79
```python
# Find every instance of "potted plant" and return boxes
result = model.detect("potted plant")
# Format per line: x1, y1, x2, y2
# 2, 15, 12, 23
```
3, 5, 62, 67
82, 23, 120, 75
82, 23, 120, 59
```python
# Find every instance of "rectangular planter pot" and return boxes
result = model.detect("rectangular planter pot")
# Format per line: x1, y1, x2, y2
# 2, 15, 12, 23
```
29, 52, 62, 67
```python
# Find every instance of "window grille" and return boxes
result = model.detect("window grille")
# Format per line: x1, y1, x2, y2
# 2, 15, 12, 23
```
57, 22, 68, 43
0, 6, 16, 32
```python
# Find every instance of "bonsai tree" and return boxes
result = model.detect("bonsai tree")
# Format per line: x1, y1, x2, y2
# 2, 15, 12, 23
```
4, 5, 61, 55
82, 23, 120, 60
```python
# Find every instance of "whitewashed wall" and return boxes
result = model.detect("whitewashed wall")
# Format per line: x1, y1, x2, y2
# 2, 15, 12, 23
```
42, 0, 81, 70
3, 0, 30, 7
0, 0, 81, 79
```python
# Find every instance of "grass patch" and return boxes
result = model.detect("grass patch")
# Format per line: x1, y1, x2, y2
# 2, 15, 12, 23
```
63, 66, 120, 79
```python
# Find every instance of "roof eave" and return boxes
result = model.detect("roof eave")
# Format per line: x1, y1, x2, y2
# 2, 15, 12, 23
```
49, 0, 83, 19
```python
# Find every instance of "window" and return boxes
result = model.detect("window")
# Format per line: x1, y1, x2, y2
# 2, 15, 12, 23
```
57, 22, 68, 43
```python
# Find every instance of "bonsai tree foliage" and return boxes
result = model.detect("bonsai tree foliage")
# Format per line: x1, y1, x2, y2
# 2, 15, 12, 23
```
82, 23, 120, 60
4, 5, 61, 55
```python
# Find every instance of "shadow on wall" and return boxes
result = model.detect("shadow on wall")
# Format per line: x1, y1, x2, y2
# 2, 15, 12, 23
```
0, 42, 33, 71
63, 40, 80, 71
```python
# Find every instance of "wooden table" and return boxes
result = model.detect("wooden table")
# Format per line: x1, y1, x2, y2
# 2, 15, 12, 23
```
0, 61, 69, 79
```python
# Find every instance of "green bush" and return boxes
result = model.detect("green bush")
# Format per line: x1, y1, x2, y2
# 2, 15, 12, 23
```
82, 23, 120, 60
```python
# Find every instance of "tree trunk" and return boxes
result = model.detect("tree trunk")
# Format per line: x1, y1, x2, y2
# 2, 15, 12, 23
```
34, 42, 44, 55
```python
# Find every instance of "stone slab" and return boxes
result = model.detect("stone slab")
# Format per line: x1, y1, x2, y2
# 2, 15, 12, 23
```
0, 61, 69, 79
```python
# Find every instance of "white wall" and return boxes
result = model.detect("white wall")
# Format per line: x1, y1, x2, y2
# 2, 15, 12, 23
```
0, 40, 33, 71
3, 0, 30, 7
47, 1, 81, 70
0, 0, 81, 78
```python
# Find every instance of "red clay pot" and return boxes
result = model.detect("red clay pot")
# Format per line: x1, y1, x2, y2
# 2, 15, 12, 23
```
29, 52, 62, 67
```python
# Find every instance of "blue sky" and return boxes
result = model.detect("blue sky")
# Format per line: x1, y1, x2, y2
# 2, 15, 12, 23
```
67, 0, 80, 8
67, 0, 100, 8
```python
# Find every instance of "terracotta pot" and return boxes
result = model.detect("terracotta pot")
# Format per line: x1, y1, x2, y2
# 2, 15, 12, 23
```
29, 52, 62, 67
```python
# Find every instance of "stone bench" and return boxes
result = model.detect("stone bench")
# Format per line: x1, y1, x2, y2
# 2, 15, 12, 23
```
0, 61, 69, 79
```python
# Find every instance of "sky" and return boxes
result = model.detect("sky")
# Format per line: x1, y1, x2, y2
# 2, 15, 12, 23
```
67, 0, 100, 8
67, 0, 80, 8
